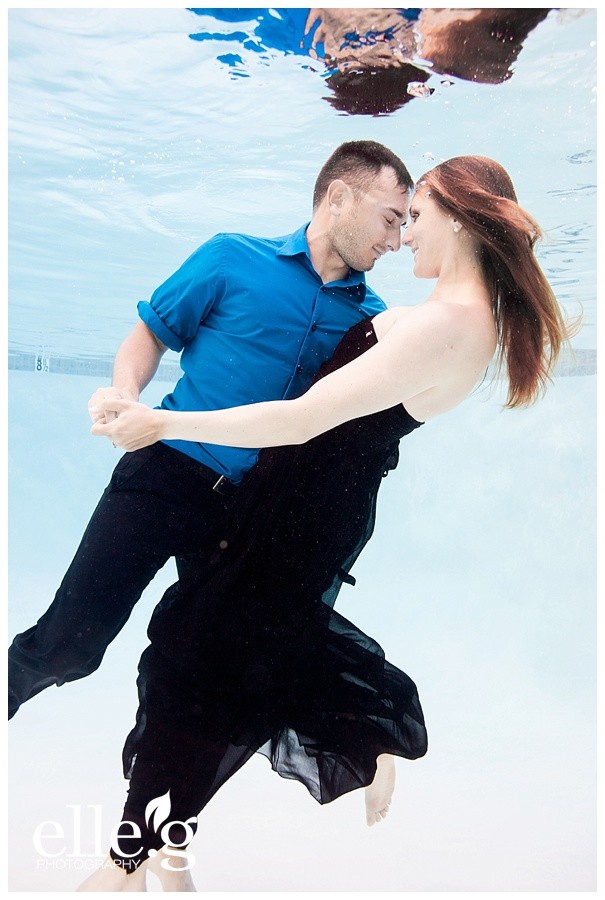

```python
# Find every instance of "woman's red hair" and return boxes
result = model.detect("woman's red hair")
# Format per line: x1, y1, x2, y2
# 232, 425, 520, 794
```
420, 156, 573, 408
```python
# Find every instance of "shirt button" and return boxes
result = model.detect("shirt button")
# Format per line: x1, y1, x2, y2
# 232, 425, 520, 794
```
296, 365, 303, 374
311, 323, 317, 331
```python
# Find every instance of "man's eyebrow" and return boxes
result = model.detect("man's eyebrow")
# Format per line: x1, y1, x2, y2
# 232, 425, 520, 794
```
385, 206, 407, 220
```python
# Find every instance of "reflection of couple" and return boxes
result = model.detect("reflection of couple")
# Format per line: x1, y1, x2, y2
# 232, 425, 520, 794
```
192, 8, 551, 116
307, 7, 551, 114
9, 141, 572, 891
307, 7, 549, 80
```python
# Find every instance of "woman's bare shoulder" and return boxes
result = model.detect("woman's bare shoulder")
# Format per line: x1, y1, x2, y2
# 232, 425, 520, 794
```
370, 302, 497, 421
372, 302, 497, 394
374, 300, 484, 336
372, 305, 416, 339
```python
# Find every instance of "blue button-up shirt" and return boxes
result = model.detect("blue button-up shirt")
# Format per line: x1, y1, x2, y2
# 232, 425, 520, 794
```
138, 223, 386, 481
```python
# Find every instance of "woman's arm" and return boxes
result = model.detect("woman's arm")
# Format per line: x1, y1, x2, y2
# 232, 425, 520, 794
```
91, 304, 464, 452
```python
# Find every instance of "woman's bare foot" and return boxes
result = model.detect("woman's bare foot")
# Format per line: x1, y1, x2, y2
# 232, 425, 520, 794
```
76, 854, 147, 891
365, 754, 396, 826
146, 846, 198, 892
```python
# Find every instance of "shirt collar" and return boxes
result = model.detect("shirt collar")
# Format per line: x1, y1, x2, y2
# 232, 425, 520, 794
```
278, 223, 367, 291
278, 222, 312, 259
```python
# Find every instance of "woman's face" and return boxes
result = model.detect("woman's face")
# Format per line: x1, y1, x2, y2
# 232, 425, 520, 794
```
402, 184, 458, 279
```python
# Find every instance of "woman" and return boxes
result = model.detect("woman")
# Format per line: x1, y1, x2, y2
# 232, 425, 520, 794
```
81, 157, 572, 891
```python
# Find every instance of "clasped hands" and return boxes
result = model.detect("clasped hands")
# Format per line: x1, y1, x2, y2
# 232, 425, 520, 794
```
88, 387, 162, 452
305, 7, 415, 72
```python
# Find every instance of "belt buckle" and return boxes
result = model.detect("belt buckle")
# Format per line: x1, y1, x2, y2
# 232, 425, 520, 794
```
213, 475, 230, 495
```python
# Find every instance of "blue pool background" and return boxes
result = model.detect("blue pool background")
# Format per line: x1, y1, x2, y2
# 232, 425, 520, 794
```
8, 6, 597, 892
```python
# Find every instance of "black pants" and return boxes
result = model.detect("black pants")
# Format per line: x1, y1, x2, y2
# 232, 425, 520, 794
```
8, 443, 234, 719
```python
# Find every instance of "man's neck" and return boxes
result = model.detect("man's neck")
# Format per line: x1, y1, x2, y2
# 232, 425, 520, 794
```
305, 220, 350, 285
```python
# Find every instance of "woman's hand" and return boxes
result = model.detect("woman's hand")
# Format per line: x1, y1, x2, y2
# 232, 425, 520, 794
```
90, 399, 165, 452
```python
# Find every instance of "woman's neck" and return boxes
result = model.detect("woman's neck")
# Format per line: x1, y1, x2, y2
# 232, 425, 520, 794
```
432, 249, 491, 308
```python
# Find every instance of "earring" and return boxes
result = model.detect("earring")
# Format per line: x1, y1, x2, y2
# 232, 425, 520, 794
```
452, 220, 462, 233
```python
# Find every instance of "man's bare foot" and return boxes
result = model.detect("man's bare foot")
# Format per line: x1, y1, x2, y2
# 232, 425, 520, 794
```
146, 846, 198, 892
76, 854, 147, 891
365, 753, 396, 826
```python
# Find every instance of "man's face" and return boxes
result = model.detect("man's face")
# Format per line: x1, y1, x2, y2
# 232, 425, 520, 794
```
330, 166, 410, 272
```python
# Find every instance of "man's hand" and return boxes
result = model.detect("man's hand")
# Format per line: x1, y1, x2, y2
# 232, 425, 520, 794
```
88, 387, 138, 425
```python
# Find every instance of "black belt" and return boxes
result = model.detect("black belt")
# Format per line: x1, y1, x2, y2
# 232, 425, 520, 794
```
156, 443, 240, 497
196, 463, 239, 496
211, 474, 238, 496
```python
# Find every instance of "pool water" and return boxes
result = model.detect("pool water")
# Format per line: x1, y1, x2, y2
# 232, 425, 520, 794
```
8, 7, 597, 893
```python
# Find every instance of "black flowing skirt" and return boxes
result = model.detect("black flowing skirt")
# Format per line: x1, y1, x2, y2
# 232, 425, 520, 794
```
113, 319, 428, 867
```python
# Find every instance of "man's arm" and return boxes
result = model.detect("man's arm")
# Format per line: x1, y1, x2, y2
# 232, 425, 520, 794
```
88, 321, 168, 424
91, 302, 482, 451
111, 321, 168, 400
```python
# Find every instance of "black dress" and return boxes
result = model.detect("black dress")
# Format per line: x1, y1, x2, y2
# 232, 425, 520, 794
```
111, 318, 428, 869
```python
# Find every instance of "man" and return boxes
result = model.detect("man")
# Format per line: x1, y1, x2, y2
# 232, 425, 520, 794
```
8, 140, 412, 719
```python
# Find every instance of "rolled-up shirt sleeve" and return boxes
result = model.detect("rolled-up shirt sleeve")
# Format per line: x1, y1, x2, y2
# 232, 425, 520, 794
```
137, 235, 226, 351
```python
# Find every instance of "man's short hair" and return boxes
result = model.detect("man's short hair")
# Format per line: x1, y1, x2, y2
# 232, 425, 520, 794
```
313, 140, 412, 209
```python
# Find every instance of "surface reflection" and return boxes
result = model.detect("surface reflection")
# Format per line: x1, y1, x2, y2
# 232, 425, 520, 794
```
190, 7, 551, 115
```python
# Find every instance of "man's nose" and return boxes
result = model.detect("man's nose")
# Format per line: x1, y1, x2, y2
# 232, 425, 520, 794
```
386, 229, 402, 252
